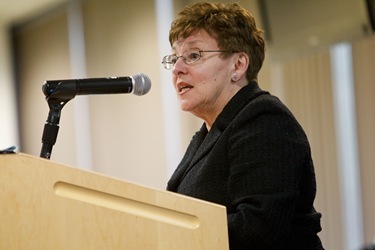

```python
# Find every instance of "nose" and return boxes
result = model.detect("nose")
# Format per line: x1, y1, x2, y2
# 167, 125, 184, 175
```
172, 56, 187, 75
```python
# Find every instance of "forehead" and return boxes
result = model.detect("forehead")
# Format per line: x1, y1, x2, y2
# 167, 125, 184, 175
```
172, 30, 218, 52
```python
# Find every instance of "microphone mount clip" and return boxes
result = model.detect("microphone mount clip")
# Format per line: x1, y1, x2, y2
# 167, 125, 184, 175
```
40, 81, 76, 159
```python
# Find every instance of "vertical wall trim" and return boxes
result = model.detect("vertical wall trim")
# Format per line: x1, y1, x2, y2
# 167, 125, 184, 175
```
67, 1, 93, 170
0, 23, 19, 149
155, 0, 183, 178
330, 42, 364, 250
270, 61, 285, 100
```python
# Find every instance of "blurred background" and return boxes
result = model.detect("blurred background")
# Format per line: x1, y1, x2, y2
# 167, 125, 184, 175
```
0, 0, 374, 249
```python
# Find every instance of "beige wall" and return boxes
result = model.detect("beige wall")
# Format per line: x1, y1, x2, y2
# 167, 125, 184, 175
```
11, 0, 375, 248
14, 0, 169, 189
276, 51, 342, 249
82, 0, 168, 188
266, 34, 375, 250
353, 36, 375, 244
14, 9, 75, 160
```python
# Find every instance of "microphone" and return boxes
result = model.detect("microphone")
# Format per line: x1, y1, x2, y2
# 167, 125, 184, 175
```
42, 73, 151, 99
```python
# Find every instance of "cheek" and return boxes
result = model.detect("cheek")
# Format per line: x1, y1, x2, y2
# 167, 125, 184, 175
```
206, 61, 230, 80
203, 67, 228, 86
172, 76, 178, 88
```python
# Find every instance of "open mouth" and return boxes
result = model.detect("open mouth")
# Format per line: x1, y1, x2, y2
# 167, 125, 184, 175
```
178, 83, 193, 93
180, 86, 192, 92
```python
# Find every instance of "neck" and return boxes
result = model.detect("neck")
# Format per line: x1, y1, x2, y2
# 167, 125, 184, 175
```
200, 83, 245, 131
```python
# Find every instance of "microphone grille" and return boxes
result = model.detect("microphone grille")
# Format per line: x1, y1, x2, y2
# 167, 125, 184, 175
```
132, 73, 151, 96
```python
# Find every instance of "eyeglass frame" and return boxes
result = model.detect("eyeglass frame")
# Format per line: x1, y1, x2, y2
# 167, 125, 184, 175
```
161, 47, 238, 70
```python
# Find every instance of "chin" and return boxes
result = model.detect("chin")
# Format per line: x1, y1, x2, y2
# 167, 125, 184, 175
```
179, 102, 193, 112
180, 106, 190, 112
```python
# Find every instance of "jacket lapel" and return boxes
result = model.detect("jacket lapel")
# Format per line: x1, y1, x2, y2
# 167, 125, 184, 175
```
167, 125, 222, 192
166, 127, 207, 191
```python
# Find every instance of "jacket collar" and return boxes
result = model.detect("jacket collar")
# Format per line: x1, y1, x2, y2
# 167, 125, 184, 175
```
190, 81, 266, 165
215, 80, 265, 131
167, 81, 267, 191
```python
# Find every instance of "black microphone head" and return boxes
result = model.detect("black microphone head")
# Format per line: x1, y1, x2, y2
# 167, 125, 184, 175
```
132, 73, 151, 96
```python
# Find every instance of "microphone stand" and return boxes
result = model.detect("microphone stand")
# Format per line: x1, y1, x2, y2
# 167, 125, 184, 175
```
40, 80, 76, 159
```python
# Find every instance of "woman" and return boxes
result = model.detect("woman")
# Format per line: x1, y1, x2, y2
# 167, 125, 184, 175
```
162, 2, 323, 249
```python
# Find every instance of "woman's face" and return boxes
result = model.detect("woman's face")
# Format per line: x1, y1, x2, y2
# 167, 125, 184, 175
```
171, 30, 237, 124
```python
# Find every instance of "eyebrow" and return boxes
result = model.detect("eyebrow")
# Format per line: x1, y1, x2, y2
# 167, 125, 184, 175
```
172, 40, 205, 51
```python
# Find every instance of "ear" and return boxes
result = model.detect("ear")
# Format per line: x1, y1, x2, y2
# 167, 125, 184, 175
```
231, 52, 249, 82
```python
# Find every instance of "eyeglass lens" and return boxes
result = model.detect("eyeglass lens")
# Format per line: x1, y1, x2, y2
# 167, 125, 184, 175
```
162, 48, 202, 69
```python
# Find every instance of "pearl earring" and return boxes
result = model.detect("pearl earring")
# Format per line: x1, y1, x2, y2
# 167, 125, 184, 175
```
232, 72, 238, 81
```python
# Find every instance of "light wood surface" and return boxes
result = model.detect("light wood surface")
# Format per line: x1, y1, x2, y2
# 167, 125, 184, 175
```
0, 153, 228, 249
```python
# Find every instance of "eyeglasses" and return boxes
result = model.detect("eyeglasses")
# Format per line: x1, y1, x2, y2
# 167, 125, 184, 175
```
161, 48, 235, 70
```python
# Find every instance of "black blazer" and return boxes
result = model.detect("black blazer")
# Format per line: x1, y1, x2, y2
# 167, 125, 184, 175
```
167, 82, 323, 249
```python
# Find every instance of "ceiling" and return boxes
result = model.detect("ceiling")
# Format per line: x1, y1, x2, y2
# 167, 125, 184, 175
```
0, 0, 67, 24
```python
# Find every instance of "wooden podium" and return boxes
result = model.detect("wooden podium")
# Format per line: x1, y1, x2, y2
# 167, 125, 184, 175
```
0, 153, 228, 249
